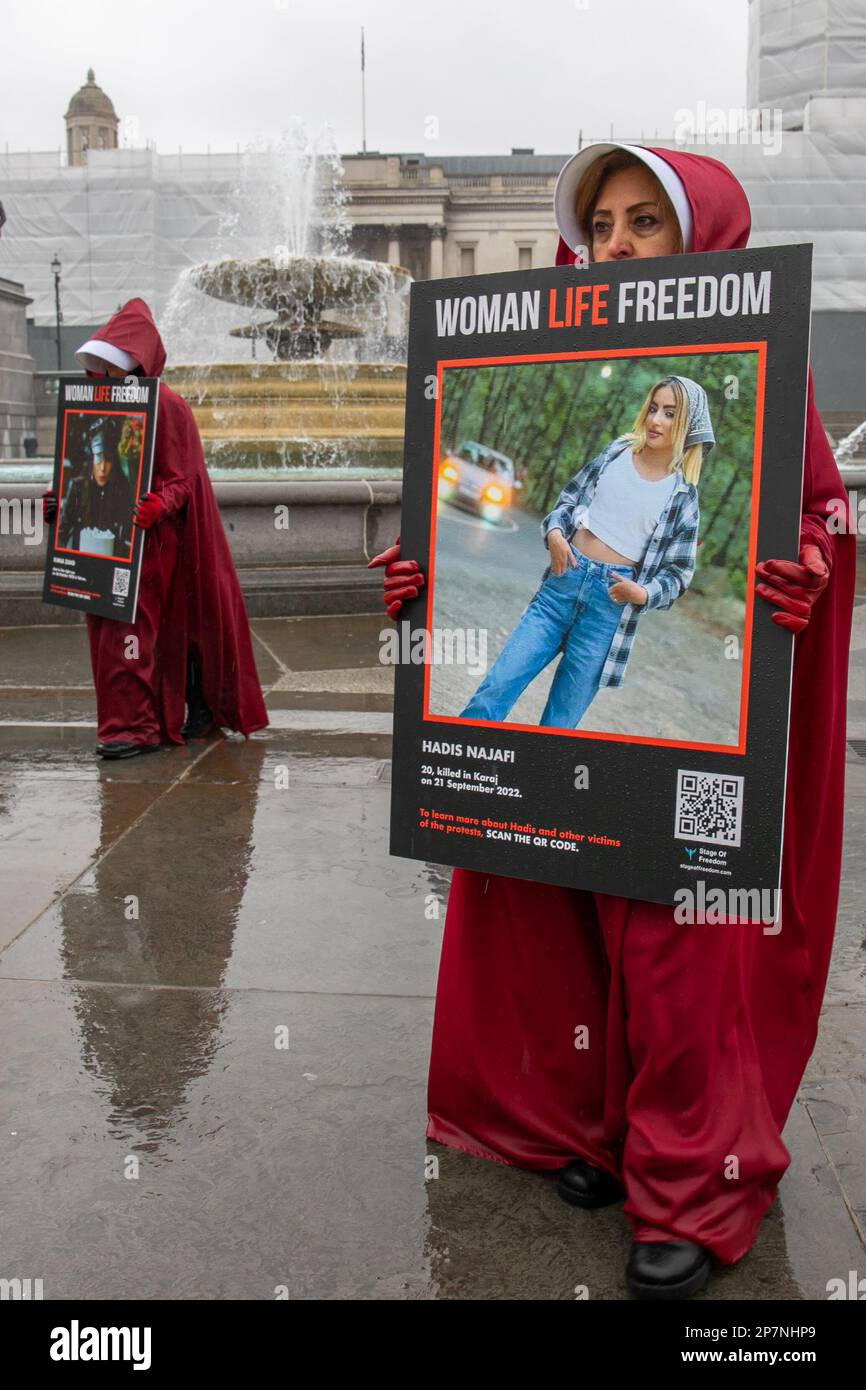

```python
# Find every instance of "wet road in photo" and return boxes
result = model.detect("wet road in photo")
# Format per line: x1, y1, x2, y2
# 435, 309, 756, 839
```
428, 500, 742, 744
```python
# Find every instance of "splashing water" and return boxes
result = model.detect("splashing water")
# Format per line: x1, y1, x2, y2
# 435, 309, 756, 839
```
220, 121, 351, 262
160, 120, 410, 477
161, 120, 408, 367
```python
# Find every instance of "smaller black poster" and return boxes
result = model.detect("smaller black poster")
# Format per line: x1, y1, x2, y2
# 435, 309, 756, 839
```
42, 377, 159, 623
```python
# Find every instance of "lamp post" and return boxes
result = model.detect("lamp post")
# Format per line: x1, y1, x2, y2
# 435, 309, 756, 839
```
51, 254, 62, 373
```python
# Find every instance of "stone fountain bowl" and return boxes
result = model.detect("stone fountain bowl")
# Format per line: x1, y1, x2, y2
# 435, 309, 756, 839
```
191, 254, 411, 318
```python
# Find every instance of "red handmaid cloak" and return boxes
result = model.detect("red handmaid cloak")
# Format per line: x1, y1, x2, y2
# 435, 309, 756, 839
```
426, 149, 857, 1264
84, 299, 268, 743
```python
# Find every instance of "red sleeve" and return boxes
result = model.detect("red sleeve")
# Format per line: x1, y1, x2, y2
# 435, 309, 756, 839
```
150, 390, 199, 516
799, 371, 844, 573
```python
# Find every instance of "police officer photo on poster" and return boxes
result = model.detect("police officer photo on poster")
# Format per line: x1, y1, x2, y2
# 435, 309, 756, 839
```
43, 376, 159, 623
389, 243, 813, 910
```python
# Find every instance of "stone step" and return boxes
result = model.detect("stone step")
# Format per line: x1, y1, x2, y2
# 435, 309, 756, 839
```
164, 364, 406, 398
0, 564, 386, 624
191, 405, 405, 431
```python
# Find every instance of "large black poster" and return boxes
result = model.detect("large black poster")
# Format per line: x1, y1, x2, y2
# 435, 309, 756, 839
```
390, 244, 813, 916
42, 376, 159, 623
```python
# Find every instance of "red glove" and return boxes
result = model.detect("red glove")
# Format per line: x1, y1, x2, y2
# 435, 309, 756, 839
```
367, 533, 425, 620
133, 491, 165, 530
755, 541, 830, 634
42, 492, 58, 524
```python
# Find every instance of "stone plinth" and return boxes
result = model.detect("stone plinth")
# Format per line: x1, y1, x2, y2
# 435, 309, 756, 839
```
0, 278, 37, 459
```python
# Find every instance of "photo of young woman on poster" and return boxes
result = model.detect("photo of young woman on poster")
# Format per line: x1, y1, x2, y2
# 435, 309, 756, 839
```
459, 374, 713, 730
56, 416, 135, 558
424, 346, 757, 748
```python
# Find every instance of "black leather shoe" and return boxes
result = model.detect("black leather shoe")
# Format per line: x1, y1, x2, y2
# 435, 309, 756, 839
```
556, 1158, 625, 1209
626, 1240, 711, 1300
95, 741, 161, 760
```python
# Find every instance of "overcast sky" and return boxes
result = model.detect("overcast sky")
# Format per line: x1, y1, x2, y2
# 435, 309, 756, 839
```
4, 0, 748, 157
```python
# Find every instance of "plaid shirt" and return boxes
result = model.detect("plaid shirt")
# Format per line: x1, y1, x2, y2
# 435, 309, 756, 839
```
540, 437, 700, 688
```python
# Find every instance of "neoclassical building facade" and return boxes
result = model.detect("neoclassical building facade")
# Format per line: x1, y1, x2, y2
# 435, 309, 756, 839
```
341, 150, 563, 282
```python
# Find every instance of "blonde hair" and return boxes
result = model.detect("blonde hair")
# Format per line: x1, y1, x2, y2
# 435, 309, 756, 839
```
575, 150, 683, 259
626, 377, 704, 485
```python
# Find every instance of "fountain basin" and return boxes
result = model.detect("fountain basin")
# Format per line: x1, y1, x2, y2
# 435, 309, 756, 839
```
162, 360, 407, 476
0, 478, 402, 623
191, 255, 411, 317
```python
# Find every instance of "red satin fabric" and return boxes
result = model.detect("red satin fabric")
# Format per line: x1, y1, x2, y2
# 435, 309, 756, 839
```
83, 300, 268, 743
426, 147, 856, 1264
89, 515, 182, 745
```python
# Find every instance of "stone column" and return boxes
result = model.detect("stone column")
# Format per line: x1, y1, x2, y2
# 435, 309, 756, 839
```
429, 225, 446, 280
383, 227, 403, 339
385, 225, 401, 267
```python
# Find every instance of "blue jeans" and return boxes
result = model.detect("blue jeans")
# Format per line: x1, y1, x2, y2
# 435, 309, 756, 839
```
460, 547, 637, 729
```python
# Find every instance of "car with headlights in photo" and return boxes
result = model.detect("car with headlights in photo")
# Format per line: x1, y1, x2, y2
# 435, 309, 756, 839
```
437, 440, 519, 523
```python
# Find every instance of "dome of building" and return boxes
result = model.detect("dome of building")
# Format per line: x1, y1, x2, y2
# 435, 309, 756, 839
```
65, 69, 118, 122
64, 69, 119, 166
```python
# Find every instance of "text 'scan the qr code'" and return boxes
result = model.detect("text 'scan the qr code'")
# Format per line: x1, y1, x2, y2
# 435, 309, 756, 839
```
675, 770, 744, 848
112, 567, 130, 599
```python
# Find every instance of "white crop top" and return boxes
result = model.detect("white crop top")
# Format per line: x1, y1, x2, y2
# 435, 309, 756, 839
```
580, 447, 679, 563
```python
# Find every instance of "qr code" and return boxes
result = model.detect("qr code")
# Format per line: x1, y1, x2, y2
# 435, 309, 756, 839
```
112, 567, 130, 598
675, 769, 744, 847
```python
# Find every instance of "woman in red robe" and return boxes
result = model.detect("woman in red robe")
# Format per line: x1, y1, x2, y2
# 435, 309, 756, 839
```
44, 298, 268, 757
370, 145, 856, 1298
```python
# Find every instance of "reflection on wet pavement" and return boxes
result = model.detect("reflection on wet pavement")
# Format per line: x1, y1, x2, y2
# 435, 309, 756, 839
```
1, 611, 865, 1299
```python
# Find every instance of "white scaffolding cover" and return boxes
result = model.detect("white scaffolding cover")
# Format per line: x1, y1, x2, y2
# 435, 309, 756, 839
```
0, 149, 263, 328
0, 125, 864, 329
748, 0, 866, 127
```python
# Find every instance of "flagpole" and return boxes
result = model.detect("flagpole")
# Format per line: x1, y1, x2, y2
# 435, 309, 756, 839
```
361, 27, 367, 153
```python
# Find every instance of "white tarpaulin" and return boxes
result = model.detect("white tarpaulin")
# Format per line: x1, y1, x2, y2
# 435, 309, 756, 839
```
1, 125, 864, 329
748, 0, 866, 127
0, 148, 258, 327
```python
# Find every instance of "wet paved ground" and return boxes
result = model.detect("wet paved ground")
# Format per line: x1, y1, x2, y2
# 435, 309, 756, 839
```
1, 573, 865, 1300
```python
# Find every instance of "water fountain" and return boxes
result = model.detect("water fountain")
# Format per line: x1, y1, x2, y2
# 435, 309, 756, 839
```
0, 125, 409, 623
162, 126, 412, 479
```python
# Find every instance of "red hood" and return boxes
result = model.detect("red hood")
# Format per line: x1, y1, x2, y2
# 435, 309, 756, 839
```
555, 145, 751, 265
87, 297, 167, 377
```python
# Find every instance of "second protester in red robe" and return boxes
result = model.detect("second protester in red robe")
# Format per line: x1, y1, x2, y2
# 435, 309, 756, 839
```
47, 299, 269, 757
